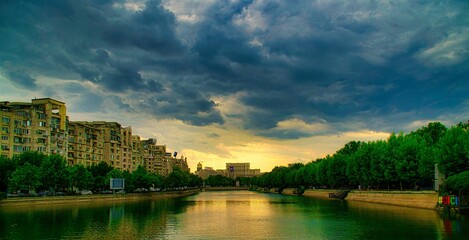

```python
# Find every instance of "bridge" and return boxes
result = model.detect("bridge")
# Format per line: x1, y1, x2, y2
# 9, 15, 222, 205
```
203, 186, 250, 191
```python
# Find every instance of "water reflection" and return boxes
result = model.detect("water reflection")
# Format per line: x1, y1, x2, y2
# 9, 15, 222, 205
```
1, 192, 468, 239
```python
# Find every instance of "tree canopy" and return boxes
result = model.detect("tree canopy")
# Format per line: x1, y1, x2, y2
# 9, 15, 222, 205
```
252, 122, 469, 191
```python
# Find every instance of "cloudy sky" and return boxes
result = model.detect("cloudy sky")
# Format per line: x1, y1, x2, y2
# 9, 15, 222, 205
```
1, 0, 468, 172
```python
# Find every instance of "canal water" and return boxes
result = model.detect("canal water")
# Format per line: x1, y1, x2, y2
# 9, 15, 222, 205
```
1, 191, 468, 239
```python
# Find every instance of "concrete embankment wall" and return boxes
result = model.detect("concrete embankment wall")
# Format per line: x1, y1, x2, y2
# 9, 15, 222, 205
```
0, 189, 199, 207
346, 191, 438, 209
281, 188, 438, 210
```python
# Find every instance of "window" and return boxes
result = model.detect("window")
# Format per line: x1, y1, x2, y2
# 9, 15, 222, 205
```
39, 121, 46, 127
22, 129, 29, 134
14, 137, 21, 143
37, 146, 46, 152
23, 120, 31, 126
38, 113, 46, 119
1, 136, 8, 141
14, 128, 21, 134
14, 120, 22, 126
1, 145, 9, 150
1, 127, 8, 133
2, 117, 10, 124
13, 145, 23, 152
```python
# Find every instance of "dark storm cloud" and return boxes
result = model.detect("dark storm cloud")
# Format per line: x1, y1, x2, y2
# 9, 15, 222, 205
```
3, 70, 37, 90
185, 0, 469, 134
2, 0, 468, 136
0, 0, 223, 125
140, 83, 225, 126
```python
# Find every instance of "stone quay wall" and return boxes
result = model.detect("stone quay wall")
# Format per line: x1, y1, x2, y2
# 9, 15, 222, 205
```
281, 188, 438, 210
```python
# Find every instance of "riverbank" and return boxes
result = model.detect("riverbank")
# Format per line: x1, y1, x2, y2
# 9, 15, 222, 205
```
0, 189, 200, 207
273, 188, 438, 210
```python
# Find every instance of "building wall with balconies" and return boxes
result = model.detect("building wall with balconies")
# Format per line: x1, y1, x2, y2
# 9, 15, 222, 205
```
1, 98, 192, 176
67, 121, 105, 166
0, 98, 67, 159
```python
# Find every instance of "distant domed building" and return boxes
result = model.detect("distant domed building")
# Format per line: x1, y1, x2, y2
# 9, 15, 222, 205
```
197, 162, 203, 172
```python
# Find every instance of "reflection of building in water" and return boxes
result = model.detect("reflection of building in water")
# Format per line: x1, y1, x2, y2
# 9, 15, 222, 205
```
226, 163, 261, 179
109, 205, 125, 226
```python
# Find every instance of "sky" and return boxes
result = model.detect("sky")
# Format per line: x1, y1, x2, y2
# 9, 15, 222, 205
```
1, 0, 468, 172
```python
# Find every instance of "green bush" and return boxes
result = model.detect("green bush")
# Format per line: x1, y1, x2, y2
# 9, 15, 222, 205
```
440, 170, 469, 196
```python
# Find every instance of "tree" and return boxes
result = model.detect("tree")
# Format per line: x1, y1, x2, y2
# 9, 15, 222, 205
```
165, 167, 190, 188
206, 174, 234, 187
236, 177, 252, 187
0, 156, 16, 192
327, 154, 347, 189
437, 126, 469, 176
440, 170, 469, 197
13, 151, 46, 167
295, 167, 307, 187
413, 122, 447, 146
346, 154, 360, 187
304, 162, 317, 187
369, 141, 387, 189
132, 166, 153, 189
337, 141, 363, 156
40, 154, 69, 193
88, 161, 114, 177
270, 166, 289, 189
417, 144, 437, 187
285, 169, 298, 187
9, 162, 41, 193
394, 135, 422, 190
88, 162, 114, 191
122, 170, 135, 192
385, 133, 403, 189
68, 164, 93, 191
315, 158, 330, 187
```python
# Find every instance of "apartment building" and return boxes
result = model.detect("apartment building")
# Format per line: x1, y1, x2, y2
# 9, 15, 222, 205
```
1, 98, 68, 159
121, 126, 133, 171
67, 121, 104, 166
142, 139, 168, 175
170, 155, 190, 173
1, 98, 191, 176
71, 121, 122, 169
131, 135, 144, 171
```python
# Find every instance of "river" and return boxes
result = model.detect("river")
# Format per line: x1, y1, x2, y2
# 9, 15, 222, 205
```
1, 191, 468, 239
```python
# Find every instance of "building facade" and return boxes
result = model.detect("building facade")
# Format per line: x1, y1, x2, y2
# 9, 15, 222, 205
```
131, 135, 144, 171
226, 162, 261, 179
121, 126, 133, 171
1, 98, 192, 176
1, 98, 68, 159
67, 121, 104, 166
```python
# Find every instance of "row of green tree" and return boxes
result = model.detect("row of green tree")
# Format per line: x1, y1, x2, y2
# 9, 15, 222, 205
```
251, 122, 469, 191
0, 151, 202, 195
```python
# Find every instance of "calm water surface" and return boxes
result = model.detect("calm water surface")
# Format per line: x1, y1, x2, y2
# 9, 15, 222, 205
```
1, 191, 468, 239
